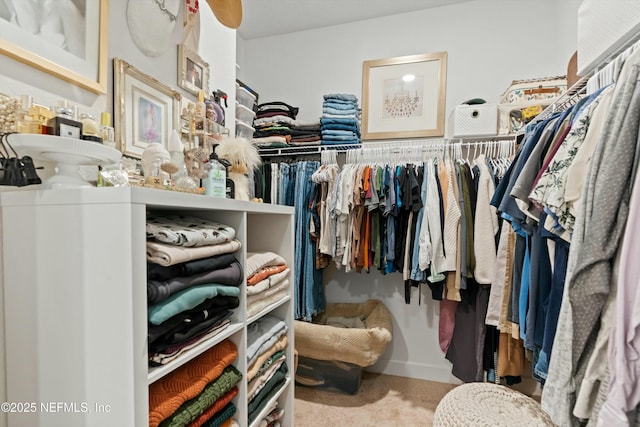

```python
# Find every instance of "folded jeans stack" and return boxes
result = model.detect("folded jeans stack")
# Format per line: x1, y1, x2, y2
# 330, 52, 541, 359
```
320, 93, 361, 146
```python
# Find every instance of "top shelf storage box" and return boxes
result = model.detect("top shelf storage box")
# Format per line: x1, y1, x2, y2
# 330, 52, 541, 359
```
236, 84, 257, 111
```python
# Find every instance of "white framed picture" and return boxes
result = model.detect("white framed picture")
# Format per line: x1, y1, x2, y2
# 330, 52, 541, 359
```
0, 0, 109, 94
113, 58, 181, 158
178, 44, 210, 97
362, 52, 448, 140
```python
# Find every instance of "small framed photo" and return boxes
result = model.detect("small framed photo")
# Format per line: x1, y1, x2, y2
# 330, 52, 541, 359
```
362, 52, 448, 140
178, 44, 209, 97
113, 58, 181, 158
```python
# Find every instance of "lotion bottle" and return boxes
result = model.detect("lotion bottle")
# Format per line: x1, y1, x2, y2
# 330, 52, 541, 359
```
203, 144, 226, 198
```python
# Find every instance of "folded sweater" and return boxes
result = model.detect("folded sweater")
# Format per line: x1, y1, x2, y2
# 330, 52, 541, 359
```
147, 240, 241, 267
148, 340, 237, 427
148, 261, 243, 304
148, 284, 240, 326
185, 386, 238, 427
147, 216, 236, 247
160, 365, 242, 427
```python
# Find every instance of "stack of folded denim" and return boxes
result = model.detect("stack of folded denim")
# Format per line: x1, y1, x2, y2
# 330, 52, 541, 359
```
252, 101, 299, 147
320, 94, 361, 146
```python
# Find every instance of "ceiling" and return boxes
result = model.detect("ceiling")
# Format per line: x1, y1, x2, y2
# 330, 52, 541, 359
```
237, 0, 475, 40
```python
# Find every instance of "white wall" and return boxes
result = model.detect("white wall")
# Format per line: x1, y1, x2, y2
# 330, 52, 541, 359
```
239, 0, 581, 383
0, 0, 237, 140
240, 0, 580, 123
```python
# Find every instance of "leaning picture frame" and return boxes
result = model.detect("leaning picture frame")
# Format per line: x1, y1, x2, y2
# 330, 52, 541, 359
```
178, 44, 210, 97
113, 58, 181, 159
362, 52, 448, 140
0, 0, 109, 94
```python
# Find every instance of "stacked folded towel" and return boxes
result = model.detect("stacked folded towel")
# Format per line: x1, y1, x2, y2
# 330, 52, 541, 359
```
146, 215, 242, 366
320, 93, 361, 146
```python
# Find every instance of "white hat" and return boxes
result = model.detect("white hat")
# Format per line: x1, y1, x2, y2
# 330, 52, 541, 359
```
127, 0, 182, 57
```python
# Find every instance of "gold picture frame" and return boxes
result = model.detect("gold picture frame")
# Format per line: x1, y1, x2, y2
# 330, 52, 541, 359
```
178, 44, 210, 97
0, 0, 109, 94
113, 58, 182, 159
362, 52, 448, 140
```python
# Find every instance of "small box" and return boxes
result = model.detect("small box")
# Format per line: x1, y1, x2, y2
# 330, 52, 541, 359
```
47, 116, 83, 139
449, 103, 498, 138
235, 102, 256, 124
236, 85, 257, 110
295, 356, 363, 395
235, 119, 254, 139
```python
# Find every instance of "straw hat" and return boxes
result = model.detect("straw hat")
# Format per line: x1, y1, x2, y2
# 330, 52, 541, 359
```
206, 0, 242, 29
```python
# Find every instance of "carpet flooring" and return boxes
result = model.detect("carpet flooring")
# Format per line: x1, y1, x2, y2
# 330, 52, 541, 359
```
294, 371, 457, 427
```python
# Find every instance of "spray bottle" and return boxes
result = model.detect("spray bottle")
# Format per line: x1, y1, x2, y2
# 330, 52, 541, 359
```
210, 90, 228, 126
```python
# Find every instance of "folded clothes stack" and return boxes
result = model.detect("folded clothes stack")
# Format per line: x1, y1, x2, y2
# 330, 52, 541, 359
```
246, 315, 289, 424
252, 102, 298, 147
148, 340, 242, 427
245, 251, 290, 318
145, 215, 243, 366
320, 93, 361, 146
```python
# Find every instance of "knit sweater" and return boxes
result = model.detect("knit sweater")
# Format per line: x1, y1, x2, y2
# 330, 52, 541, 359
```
148, 340, 238, 427
246, 252, 287, 278
160, 366, 242, 427
185, 387, 238, 427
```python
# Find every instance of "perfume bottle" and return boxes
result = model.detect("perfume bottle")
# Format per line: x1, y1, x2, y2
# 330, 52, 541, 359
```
100, 112, 116, 149
195, 91, 206, 118
47, 100, 83, 138
80, 113, 103, 143
168, 129, 198, 189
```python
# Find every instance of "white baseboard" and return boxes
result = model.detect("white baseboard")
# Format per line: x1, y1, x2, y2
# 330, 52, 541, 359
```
365, 359, 543, 396
365, 358, 462, 385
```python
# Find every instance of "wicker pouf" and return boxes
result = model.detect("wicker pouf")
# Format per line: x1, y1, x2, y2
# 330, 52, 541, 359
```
433, 383, 554, 427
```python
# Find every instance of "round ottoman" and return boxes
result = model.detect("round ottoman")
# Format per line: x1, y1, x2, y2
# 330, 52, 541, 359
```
433, 383, 554, 426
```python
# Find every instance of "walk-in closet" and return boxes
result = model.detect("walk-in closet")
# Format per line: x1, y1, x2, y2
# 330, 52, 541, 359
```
1, 0, 640, 426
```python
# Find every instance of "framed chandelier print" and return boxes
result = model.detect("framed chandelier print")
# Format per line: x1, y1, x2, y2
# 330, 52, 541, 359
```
362, 52, 447, 140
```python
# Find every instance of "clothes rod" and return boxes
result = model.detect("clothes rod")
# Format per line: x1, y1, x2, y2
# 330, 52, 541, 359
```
257, 136, 516, 157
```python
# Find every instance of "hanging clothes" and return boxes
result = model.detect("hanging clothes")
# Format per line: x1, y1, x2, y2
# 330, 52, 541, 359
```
541, 46, 640, 426
255, 158, 324, 321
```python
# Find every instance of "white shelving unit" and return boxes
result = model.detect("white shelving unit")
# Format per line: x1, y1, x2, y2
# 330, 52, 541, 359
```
0, 186, 295, 427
